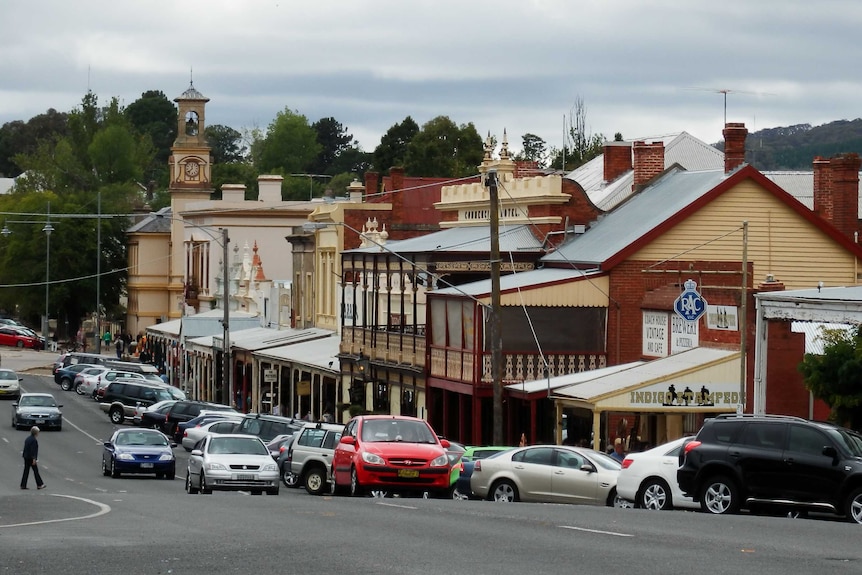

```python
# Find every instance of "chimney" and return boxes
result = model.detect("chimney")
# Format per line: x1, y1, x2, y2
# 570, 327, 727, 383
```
812, 156, 832, 219
258, 175, 284, 202
221, 183, 246, 202
604, 141, 632, 183
364, 172, 380, 204
632, 141, 665, 189
389, 166, 405, 216
723, 123, 748, 173
828, 153, 861, 241
347, 178, 365, 203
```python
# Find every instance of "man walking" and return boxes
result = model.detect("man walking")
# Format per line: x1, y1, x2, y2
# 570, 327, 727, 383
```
21, 426, 45, 490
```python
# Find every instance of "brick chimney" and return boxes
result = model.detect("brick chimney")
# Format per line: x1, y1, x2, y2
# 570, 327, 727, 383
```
828, 153, 861, 241
722, 123, 748, 173
604, 141, 632, 183
364, 172, 380, 203
389, 167, 405, 217
632, 141, 665, 189
812, 156, 832, 219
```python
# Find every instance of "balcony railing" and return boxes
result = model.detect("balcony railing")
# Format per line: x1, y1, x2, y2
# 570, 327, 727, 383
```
429, 348, 606, 385
341, 326, 426, 369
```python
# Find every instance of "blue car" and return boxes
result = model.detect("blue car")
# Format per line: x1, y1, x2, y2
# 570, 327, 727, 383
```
454, 446, 512, 500
102, 428, 176, 479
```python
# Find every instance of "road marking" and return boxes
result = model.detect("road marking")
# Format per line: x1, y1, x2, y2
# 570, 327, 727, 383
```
61, 415, 104, 444
1, 437, 7, 443
559, 525, 633, 537
376, 502, 418, 510
0, 494, 110, 529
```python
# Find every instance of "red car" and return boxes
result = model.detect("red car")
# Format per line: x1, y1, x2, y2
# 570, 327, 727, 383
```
332, 415, 451, 497
0, 326, 43, 350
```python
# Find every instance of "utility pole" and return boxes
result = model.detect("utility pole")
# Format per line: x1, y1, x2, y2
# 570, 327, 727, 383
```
222, 227, 231, 408
487, 169, 503, 445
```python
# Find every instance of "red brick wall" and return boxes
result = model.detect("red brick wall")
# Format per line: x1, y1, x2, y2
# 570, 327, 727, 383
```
829, 153, 861, 242
762, 320, 810, 417
722, 123, 748, 173
603, 142, 632, 183
812, 156, 832, 219
633, 141, 665, 189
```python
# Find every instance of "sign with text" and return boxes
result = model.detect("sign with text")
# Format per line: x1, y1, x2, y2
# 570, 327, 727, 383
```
642, 311, 669, 357
671, 314, 699, 354
263, 369, 278, 383
628, 380, 741, 409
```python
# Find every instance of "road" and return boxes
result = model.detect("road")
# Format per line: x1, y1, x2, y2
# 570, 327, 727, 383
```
1, 351, 862, 574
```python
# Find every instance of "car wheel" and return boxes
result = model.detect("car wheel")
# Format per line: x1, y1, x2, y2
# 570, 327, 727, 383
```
185, 472, 199, 494
75, 382, 85, 395
490, 479, 518, 502
350, 467, 365, 497
109, 407, 124, 425
101, 457, 110, 477
369, 490, 390, 498
282, 465, 299, 488
110, 458, 120, 478
638, 478, 672, 511
304, 466, 326, 496
60, 378, 72, 391
700, 475, 740, 515
452, 486, 469, 500
200, 472, 212, 494
610, 489, 632, 508
845, 487, 862, 524
16, 340, 23, 348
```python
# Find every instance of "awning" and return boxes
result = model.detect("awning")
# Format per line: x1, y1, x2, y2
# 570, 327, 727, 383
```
255, 336, 341, 372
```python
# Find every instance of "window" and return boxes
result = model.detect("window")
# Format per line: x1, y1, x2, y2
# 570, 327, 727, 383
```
401, 387, 416, 417
513, 447, 554, 466
299, 429, 327, 448
738, 423, 785, 450
556, 449, 584, 469
322, 431, 342, 449
788, 425, 829, 456
374, 382, 390, 413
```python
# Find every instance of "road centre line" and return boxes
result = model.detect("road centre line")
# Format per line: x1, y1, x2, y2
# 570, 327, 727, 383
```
376, 502, 418, 510
558, 525, 633, 537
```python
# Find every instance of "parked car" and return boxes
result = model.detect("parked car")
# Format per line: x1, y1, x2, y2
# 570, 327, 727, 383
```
162, 401, 237, 440
617, 437, 697, 510
73, 366, 111, 396
678, 413, 862, 523
273, 435, 299, 487
288, 422, 343, 495
10, 326, 46, 349
136, 400, 179, 428
99, 381, 181, 424
0, 326, 44, 350
185, 434, 280, 496
235, 413, 305, 443
181, 416, 243, 451
12, 393, 62, 430
55, 363, 99, 391
470, 444, 623, 506
0, 368, 22, 400
101, 428, 176, 479
332, 415, 452, 498
52, 352, 113, 376
454, 445, 512, 500
93, 370, 149, 399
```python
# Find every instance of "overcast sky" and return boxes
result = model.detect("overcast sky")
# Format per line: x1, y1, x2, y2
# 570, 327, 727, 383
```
2, 0, 860, 156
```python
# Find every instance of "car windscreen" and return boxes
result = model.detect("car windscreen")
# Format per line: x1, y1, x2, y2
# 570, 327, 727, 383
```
361, 419, 437, 443
19, 396, 56, 407
586, 450, 623, 470
208, 436, 267, 455
833, 428, 862, 457
0, 371, 17, 380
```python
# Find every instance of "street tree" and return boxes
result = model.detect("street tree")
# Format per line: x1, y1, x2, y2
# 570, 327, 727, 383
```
799, 326, 862, 429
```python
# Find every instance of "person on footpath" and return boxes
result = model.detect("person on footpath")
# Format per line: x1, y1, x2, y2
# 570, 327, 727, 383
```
21, 426, 46, 490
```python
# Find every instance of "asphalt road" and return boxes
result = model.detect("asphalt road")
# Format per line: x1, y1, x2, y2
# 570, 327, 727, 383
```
1, 351, 862, 574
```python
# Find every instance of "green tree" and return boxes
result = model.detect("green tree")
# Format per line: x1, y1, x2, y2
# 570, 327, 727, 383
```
515, 133, 548, 167
124, 90, 176, 164
206, 124, 246, 164
310, 117, 353, 175
0, 109, 69, 177
255, 108, 320, 175
373, 116, 419, 174
799, 326, 862, 429
404, 116, 484, 177
549, 96, 606, 171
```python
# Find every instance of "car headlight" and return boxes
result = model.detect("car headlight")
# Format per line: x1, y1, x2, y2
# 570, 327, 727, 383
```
361, 451, 385, 465
430, 454, 449, 467
158, 454, 174, 461
262, 463, 277, 472
205, 462, 227, 471
117, 453, 135, 461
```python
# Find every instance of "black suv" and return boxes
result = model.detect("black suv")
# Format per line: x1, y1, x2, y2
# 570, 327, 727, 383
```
678, 414, 862, 523
236, 413, 305, 443
162, 401, 236, 440
100, 381, 177, 424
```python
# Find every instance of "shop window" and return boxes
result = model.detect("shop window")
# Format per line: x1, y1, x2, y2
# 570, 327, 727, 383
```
374, 382, 390, 413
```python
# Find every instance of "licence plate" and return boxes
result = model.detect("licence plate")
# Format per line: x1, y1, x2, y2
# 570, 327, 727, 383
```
236, 474, 254, 481
397, 469, 419, 478
140, 463, 153, 468
35, 419, 45, 424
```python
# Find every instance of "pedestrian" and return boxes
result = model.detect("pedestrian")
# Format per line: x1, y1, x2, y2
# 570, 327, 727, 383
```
21, 426, 46, 490
114, 335, 123, 358
610, 437, 626, 462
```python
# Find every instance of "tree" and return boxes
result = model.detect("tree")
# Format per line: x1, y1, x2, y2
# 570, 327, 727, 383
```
255, 108, 320, 175
799, 326, 862, 429
310, 117, 353, 175
516, 133, 548, 167
549, 96, 606, 171
404, 116, 484, 177
206, 124, 246, 164
0, 109, 69, 177
373, 116, 419, 174
124, 90, 176, 167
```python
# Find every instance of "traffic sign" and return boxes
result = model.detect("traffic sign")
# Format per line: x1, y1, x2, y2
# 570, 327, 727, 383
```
674, 279, 707, 322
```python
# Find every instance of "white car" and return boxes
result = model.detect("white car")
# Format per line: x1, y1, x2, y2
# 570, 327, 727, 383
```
186, 434, 280, 496
74, 366, 111, 396
616, 437, 698, 510
181, 417, 243, 451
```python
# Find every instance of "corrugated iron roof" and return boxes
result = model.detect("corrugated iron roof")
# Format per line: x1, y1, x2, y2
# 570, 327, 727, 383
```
507, 362, 644, 395
127, 207, 172, 233
229, 327, 335, 352
433, 267, 603, 297
344, 224, 544, 255
791, 321, 856, 354
254, 336, 341, 371
542, 168, 727, 267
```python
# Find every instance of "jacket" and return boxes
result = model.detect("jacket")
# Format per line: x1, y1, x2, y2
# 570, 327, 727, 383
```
22, 435, 38, 460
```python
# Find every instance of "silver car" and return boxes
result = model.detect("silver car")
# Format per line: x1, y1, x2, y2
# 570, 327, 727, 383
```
469, 445, 622, 506
181, 417, 242, 451
186, 434, 279, 496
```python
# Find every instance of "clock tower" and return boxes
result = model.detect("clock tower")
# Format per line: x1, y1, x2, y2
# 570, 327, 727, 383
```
168, 81, 214, 318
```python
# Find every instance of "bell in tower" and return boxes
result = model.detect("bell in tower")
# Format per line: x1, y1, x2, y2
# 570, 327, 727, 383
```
185, 111, 199, 136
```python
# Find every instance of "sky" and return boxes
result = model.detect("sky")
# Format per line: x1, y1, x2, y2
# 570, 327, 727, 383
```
2, 0, 861, 157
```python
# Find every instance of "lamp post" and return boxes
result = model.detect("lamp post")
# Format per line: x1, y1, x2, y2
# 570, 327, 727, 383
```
42, 205, 53, 340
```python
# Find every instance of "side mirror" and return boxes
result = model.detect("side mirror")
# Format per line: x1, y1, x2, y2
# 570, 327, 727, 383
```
822, 446, 838, 459
58, 405, 63, 408
340, 436, 356, 446
579, 463, 597, 473
170, 442, 177, 449
440, 439, 451, 449
11, 402, 17, 407
191, 449, 203, 456
103, 442, 112, 448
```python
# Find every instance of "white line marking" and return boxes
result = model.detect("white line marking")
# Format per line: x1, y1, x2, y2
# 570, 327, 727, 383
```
2, 437, 8, 443
0, 494, 110, 528
559, 525, 633, 537
62, 416, 103, 444
376, 502, 418, 510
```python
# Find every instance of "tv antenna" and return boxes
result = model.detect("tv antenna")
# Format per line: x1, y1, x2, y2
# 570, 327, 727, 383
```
687, 87, 775, 126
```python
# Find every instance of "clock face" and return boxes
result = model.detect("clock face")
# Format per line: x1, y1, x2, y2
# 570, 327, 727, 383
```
185, 161, 200, 178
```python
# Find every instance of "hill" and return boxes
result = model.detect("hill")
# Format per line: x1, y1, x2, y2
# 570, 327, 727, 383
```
713, 118, 862, 171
